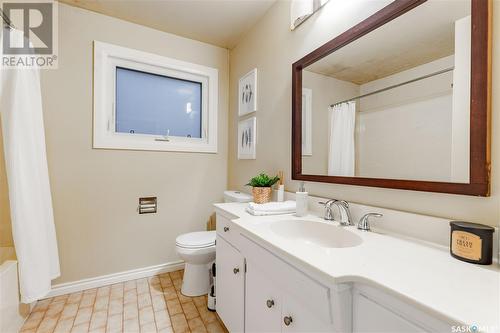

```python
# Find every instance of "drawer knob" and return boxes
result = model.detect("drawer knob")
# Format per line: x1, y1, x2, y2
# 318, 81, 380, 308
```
223, 226, 229, 232
283, 316, 293, 326
266, 299, 275, 308
233, 267, 240, 274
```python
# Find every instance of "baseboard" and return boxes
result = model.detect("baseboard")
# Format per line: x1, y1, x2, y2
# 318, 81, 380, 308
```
45, 260, 185, 299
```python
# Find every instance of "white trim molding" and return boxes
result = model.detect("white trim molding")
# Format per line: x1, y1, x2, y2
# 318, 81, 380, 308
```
93, 41, 219, 153
45, 261, 185, 299
302, 87, 312, 156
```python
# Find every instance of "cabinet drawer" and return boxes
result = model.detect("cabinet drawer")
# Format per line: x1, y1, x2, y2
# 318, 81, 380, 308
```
239, 234, 333, 324
216, 214, 240, 245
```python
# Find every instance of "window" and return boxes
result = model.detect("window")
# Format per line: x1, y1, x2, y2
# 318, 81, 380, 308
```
93, 41, 218, 153
115, 68, 202, 138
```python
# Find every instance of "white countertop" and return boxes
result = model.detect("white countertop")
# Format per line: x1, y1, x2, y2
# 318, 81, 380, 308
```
214, 202, 500, 332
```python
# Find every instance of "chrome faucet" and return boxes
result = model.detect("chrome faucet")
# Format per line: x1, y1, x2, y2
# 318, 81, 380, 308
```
357, 213, 383, 231
319, 200, 353, 226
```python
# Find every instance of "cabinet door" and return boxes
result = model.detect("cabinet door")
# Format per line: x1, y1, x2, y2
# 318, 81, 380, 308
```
353, 291, 426, 333
245, 261, 282, 333
281, 295, 333, 333
216, 236, 245, 333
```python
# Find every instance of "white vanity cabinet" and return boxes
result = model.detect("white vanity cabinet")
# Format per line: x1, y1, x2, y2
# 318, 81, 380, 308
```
240, 235, 341, 333
215, 235, 245, 333
245, 259, 337, 333
215, 211, 451, 333
215, 212, 346, 333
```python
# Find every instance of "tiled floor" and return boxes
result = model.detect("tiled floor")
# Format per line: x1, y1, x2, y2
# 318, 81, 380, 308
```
20, 270, 228, 333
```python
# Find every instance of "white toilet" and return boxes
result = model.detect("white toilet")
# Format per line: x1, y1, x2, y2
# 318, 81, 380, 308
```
175, 190, 252, 296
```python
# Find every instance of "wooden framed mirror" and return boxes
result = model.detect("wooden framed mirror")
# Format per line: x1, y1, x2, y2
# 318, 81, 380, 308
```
292, 0, 491, 196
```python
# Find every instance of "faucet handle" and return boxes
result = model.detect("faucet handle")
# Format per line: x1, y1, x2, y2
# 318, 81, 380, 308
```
318, 201, 335, 220
358, 213, 383, 231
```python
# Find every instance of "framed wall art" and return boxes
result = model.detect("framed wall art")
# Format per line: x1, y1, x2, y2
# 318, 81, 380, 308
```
238, 68, 257, 116
237, 116, 257, 159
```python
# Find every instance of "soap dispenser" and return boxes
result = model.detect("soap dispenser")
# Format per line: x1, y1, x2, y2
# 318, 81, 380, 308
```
295, 182, 308, 217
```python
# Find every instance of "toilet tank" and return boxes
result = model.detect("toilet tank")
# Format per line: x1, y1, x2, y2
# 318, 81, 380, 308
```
223, 191, 252, 203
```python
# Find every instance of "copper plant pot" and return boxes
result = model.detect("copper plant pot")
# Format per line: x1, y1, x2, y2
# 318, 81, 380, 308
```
252, 187, 272, 204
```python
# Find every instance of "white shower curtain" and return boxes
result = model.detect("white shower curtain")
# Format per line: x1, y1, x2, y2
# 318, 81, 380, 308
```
0, 29, 60, 303
328, 101, 356, 176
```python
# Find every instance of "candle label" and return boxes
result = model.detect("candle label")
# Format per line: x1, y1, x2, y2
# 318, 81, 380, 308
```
451, 231, 482, 261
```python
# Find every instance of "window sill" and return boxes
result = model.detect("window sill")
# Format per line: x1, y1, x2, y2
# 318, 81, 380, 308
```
93, 133, 218, 153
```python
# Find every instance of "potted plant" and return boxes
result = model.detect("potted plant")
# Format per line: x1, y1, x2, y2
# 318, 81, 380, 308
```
246, 173, 280, 204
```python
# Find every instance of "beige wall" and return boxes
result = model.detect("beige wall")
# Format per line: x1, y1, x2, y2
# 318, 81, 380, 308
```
228, 0, 500, 227
41, 4, 228, 284
0, 125, 13, 248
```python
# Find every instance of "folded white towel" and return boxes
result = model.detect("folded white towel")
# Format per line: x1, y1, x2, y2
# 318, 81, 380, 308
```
245, 207, 296, 216
247, 201, 296, 213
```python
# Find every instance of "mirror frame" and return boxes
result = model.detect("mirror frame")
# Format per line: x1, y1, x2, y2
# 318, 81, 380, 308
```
292, 0, 491, 196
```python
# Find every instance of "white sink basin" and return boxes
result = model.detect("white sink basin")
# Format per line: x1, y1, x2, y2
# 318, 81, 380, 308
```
270, 220, 363, 248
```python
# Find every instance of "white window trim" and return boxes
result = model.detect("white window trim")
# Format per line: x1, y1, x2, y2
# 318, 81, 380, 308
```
93, 41, 218, 153
302, 87, 312, 156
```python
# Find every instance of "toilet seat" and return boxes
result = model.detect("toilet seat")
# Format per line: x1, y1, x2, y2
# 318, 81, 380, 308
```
176, 231, 216, 249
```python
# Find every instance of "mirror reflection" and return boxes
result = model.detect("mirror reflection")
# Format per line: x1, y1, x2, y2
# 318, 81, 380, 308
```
301, 0, 471, 183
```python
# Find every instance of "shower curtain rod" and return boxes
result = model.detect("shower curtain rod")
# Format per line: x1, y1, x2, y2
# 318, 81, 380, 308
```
330, 67, 454, 108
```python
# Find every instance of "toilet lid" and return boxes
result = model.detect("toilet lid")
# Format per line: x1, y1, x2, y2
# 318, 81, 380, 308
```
176, 231, 216, 249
